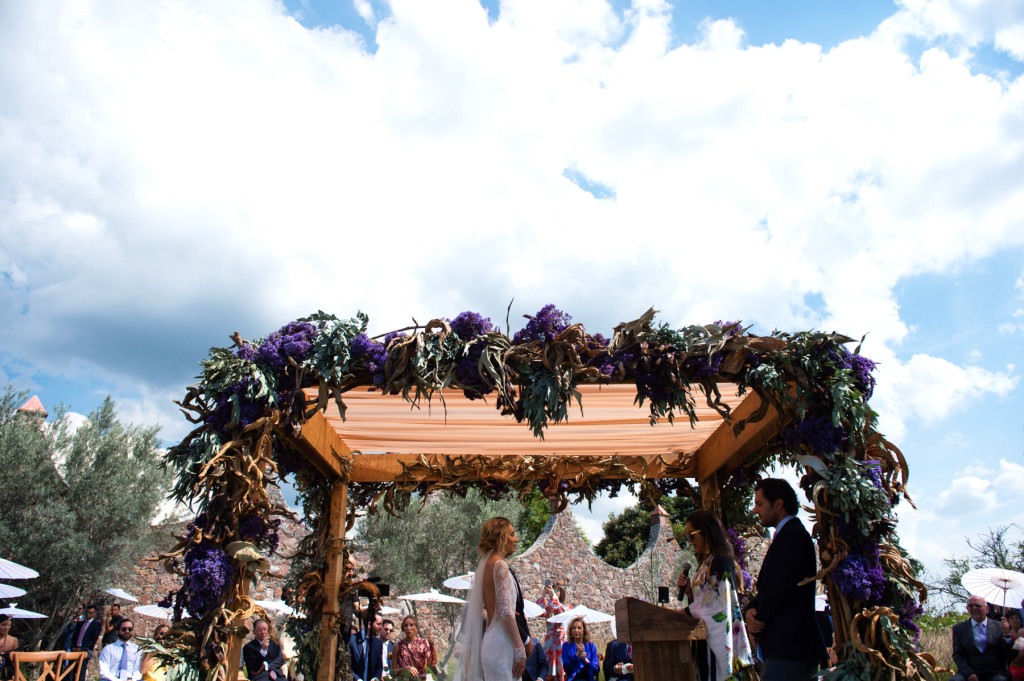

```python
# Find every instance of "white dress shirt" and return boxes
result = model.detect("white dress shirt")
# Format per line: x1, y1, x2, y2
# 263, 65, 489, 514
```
98, 640, 143, 681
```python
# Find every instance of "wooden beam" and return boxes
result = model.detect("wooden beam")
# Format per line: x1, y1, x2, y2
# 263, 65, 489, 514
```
288, 411, 353, 480
224, 576, 251, 681
344, 451, 698, 483
317, 482, 348, 681
694, 390, 781, 483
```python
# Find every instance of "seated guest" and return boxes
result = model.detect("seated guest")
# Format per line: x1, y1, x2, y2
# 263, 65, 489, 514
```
242, 620, 285, 681
392, 616, 436, 680
602, 639, 632, 681
523, 636, 549, 681
1008, 611, 1024, 681
142, 625, 170, 681
98, 618, 143, 681
951, 595, 1014, 681
560, 618, 598, 681
0, 615, 19, 681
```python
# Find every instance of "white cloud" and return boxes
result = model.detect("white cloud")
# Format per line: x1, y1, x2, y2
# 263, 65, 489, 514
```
1000, 322, 1019, 335
873, 354, 1017, 440
934, 475, 998, 515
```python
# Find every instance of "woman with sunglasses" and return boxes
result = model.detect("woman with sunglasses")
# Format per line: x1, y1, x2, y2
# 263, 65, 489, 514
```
676, 510, 755, 681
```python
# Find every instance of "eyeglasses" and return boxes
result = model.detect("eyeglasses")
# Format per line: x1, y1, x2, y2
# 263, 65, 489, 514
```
120, 628, 133, 633
967, 604, 985, 609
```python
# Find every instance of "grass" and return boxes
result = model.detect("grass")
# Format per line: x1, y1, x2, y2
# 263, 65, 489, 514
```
919, 626, 954, 681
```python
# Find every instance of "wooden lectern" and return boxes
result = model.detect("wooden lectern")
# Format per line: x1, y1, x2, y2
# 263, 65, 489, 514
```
614, 597, 707, 681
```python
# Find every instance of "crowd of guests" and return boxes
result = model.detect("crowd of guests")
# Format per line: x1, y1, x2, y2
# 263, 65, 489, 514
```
347, 610, 437, 681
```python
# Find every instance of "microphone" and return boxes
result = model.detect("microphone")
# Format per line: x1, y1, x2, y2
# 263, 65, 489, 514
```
678, 562, 692, 602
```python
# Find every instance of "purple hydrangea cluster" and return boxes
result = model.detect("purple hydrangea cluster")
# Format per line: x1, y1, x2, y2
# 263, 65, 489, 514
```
782, 416, 850, 456
257, 321, 318, 372
899, 599, 924, 643
831, 550, 886, 603
828, 348, 877, 399
239, 514, 281, 555
725, 527, 755, 592
513, 305, 572, 344
207, 379, 264, 433
236, 343, 259, 362
183, 542, 235, 618
449, 311, 496, 340
683, 351, 725, 376
713, 320, 743, 337
350, 333, 388, 387
864, 460, 883, 489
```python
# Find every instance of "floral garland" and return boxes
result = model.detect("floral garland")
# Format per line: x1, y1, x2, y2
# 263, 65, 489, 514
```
159, 305, 934, 681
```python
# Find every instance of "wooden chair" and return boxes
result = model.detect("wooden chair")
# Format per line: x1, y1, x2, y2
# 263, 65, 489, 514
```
10, 651, 62, 681
56, 652, 88, 681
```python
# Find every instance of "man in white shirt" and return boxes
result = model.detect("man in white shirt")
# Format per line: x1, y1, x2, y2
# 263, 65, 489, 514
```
98, 618, 142, 681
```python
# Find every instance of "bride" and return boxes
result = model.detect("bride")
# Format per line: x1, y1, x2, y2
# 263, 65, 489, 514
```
454, 517, 528, 681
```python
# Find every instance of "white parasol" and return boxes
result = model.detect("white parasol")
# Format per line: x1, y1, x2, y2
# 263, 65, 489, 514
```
523, 600, 544, 618
962, 568, 1024, 610
0, 584, 27, 599
254, 600, 305, 618
105, 588, 139, 603
379, 606, 401, 615
398, 589, 466, 605
0, 558, 38, 580
442, 572, 474, 590
815, 594, 829, 612
0, 602, 46, 619
134, 605, 173, 620
547, 605, 613, 625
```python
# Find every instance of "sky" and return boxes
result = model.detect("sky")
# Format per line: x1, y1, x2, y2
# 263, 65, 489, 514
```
2, 0, 1024, 595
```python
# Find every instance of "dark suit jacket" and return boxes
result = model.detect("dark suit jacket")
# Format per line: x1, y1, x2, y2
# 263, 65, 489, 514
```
602, 640, 633, 681
523, 637, 549, 681
242, 639, 285, 681
952, 617, 1013, 677
508, 567, 530, 645
348, 632, 383, 681
69, 619, 102, 652
745, 517, 826, 663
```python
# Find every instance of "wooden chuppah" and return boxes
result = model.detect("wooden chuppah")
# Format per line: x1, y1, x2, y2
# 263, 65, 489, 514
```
271, 383, 779, 681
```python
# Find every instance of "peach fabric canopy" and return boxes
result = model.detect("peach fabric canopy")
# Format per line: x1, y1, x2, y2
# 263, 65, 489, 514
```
321, 383, 744, 456
296, 384, 776, 484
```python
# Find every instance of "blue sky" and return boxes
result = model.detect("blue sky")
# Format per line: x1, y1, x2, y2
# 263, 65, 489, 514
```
2, 0, 1024, 592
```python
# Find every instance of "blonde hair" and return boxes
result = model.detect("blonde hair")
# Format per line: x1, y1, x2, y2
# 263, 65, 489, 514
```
568, 617, 590, 644
401, 615, 418, 637
479, 517, 514, 556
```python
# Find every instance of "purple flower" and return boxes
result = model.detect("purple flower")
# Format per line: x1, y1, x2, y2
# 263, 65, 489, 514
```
183, 542, 235, 618
207, 378, 264, 434
782, 416, 849, 456
235, 344, 259, 362
239, 514, 282, 555
850, 353, 877, 398
899, 599, 923, 643
449, 311, 496, 340
713, 320, 743, 337
513, 305, 572, 344
864, 460, 883, 489
831, 551, 886, 603
257, 321, 317, 372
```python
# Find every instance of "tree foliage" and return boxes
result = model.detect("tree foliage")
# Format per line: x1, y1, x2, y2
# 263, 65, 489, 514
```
595, 496, 696, 568
0, 386, 170, 649
932, 525, 1024, 606
355, 488, 529, 596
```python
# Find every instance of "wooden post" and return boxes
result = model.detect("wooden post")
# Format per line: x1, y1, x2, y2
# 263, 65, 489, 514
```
225, 576, 251, 681
699, 471, 721, 514
317, 482, 349, 681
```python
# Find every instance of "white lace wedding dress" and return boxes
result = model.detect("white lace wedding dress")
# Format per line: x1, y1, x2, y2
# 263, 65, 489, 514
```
454, 554, 526, 681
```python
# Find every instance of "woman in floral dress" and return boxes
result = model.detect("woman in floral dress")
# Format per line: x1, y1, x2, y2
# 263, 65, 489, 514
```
536, 582, 567, 681
677, 510, 756, 681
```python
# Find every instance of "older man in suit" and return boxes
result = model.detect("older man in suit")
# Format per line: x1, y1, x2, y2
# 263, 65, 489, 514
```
744, 478, 827, 681
951, 595, 1013, 681
242, 620, 286, 681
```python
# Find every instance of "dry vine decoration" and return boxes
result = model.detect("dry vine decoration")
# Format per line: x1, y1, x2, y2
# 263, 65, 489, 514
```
159, 305, 933, 681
